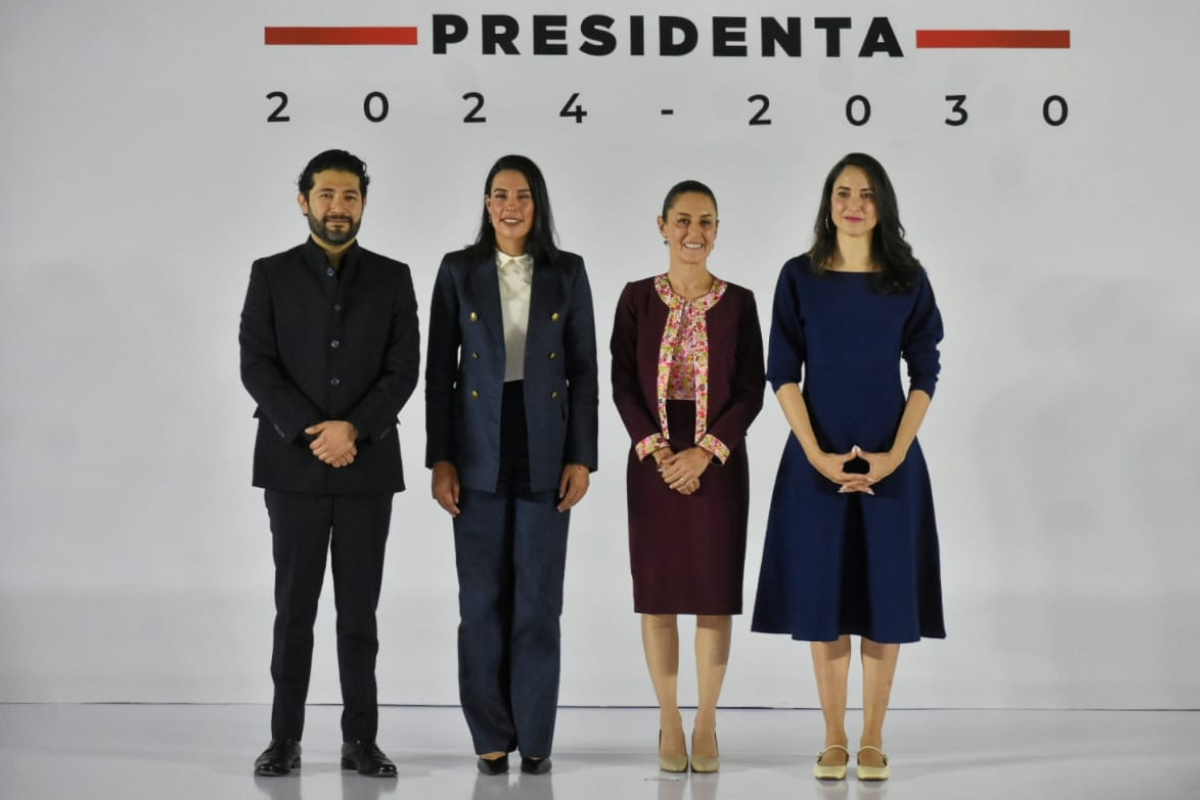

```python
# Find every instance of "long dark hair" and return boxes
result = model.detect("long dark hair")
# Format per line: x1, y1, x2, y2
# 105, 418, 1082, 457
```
809, 152, 921, 294
467, 154, 560, 264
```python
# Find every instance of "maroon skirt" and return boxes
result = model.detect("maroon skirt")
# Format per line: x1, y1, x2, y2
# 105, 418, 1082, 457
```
627, 400, 750, 615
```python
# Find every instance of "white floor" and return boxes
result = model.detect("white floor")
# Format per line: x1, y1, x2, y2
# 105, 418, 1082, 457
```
0, 705, 1197, 800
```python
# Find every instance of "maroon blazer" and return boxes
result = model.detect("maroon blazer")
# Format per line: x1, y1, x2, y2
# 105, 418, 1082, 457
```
610, 276, 765, 458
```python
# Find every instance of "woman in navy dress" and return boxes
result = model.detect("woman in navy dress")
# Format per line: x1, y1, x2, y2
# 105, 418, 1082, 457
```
612, 181, 765, 773
751, 153, 945, 782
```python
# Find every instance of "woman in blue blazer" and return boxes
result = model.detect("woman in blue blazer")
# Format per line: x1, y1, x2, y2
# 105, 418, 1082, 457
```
425, 154, 599, 776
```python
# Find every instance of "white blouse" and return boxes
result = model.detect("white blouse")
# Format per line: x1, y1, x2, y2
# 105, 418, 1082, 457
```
496, 250, 533, 382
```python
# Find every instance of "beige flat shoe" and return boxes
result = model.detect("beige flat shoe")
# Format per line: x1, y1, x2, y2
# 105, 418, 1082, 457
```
856, 745, 890, 781
814, 744, 850, 780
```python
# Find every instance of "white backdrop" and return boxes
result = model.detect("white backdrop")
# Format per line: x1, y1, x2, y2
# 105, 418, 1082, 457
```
1, 0, 1198, 710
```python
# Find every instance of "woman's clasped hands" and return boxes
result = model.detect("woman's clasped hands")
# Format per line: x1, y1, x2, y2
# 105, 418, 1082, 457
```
809, 445, 905, 495
653, 446, 710, 496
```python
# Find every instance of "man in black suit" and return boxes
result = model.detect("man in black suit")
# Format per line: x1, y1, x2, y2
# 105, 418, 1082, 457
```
240, 149, 419, 777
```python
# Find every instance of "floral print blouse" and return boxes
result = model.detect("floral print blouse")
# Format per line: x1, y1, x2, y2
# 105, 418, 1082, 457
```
634, 274, 731, 464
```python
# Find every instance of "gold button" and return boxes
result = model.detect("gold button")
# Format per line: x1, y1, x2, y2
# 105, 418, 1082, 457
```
471, 352, 479, 359
551, 391, 558, 399
550, 312, 560, 321
548, 352, 557, 359
469, 312, 478, 321
471, 390, 479, 398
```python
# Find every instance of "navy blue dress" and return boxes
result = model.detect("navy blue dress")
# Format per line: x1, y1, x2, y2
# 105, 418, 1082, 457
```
750, 255, 946, 644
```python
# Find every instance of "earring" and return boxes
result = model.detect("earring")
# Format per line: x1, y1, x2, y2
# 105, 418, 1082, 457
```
825, 215, 833, 231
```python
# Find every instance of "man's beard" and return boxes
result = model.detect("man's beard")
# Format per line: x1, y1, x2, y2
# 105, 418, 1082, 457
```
309, 212, 360, 245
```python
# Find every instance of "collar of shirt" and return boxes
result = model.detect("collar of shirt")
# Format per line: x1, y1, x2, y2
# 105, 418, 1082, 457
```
495, 250, 534, 278
302, 236, 360, 276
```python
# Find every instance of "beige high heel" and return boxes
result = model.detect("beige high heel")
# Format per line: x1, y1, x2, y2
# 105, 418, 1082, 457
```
856, 745, 890, 781
690, 730, 719, 773
814, 744, 850, 780
658, 730, 688, 773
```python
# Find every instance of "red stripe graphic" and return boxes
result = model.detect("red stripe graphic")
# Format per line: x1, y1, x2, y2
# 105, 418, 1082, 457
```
916, 30, 1070, 49
265, 27, 419, 46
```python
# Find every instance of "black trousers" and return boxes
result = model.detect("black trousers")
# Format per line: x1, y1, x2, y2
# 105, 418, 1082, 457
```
453, 381, 570, 757
264, 489, 393, 742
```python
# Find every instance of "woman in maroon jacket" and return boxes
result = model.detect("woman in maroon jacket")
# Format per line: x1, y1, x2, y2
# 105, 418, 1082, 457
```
610, 181, 765, 773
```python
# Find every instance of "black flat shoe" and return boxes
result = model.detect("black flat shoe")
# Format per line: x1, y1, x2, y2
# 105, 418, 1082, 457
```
520, 756, 552, 775
477, 754, 509, 775
254, 739, 301, 776
341, 740, 397, 777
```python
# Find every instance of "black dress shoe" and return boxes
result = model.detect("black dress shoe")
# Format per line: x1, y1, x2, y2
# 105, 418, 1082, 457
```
520, 756, 552, 775
254, 739, 301, 776
477, 754, 509, 775
341, 740, 397, 777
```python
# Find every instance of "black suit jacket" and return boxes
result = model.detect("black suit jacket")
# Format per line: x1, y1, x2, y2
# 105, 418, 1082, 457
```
240, 238, 420, 495
425, 248, 598, 493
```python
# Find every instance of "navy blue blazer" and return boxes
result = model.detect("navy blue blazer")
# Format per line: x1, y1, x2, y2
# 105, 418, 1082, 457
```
425, 248, 599, 494
240, 239, 420, 495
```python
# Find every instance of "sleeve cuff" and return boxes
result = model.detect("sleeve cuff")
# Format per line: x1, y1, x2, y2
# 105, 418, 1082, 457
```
345, 417, 368, 443
908, 380, 937, 399
635, 433, 669, 461
697, 433, 731, 465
